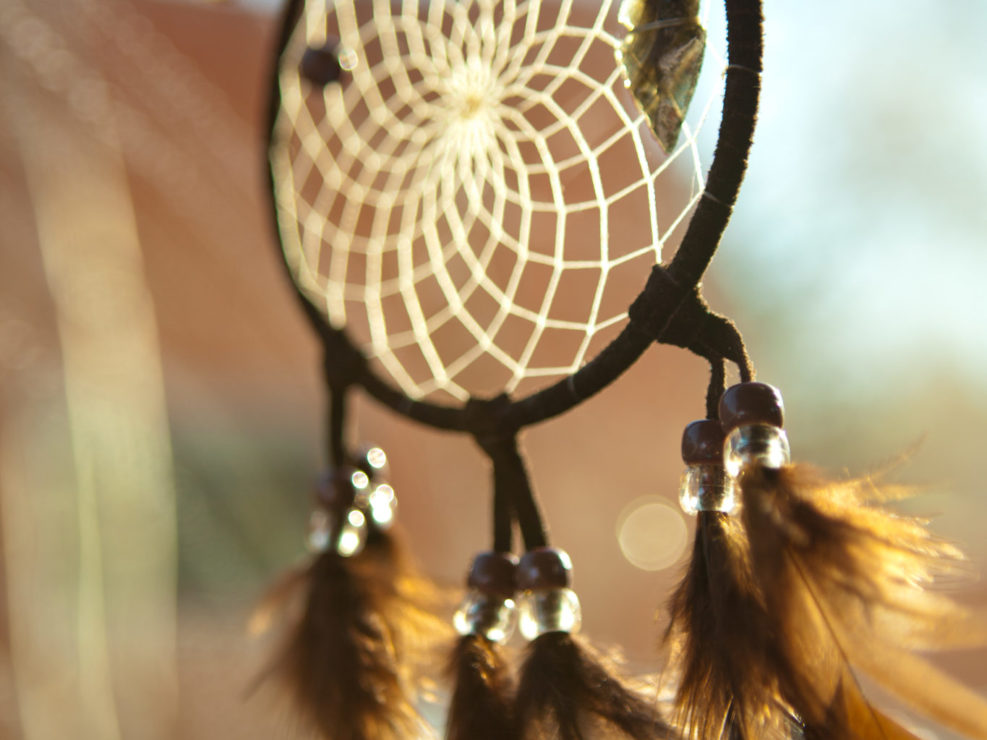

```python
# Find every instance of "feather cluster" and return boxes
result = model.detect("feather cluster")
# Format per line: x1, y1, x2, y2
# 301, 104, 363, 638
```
664, 511, 792, 739
516, 632, 672, 740
739, 464, 987, 740
666, 464, 987, 740
445, 633, 516, 740
252, 529, 449, 739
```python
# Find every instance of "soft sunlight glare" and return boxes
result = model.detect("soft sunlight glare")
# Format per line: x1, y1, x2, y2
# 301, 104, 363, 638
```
616, 497, 688, 571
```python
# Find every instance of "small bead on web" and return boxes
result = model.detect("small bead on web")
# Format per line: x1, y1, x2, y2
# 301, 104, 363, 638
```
271, 0, 727, 403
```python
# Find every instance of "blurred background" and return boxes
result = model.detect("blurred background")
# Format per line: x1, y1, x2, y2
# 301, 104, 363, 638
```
1, 0, 985, 738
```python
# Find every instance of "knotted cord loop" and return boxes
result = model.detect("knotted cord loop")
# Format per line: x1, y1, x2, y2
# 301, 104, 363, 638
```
628, 264, 754, 382
319, 327, 367, 392
464, 395, 516, 451
660, 294, 752, 381
627, 263, 689, 338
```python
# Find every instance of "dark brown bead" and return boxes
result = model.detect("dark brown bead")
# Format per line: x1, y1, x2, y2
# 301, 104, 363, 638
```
718, 382, 785, 431
681, 419, 725, 464
299, 41, 343, 86
517, 547, 572, 591
314, 467, 356, 512
467, 551, 519, 598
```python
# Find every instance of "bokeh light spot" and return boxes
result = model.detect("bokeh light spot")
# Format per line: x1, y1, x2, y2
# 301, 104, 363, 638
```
616, 497, 688, 571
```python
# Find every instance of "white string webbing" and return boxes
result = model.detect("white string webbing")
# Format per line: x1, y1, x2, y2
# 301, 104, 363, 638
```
273, 0, 724, 401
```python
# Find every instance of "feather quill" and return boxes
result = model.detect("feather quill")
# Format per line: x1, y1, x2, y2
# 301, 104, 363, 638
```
799, 677, 921, 740
738, 464, 987, 740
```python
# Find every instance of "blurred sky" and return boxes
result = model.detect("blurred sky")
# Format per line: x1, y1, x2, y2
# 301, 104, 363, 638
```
723, 1, 987, 395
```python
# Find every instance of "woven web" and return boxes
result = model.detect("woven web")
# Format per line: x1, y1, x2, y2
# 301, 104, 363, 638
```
273, 0, 725, 403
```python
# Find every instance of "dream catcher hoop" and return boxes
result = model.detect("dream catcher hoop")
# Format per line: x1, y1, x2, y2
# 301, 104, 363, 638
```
268, 0, 755, 423
256, 0, 987, 738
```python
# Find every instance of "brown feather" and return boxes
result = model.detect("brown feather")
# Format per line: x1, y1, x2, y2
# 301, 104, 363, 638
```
253, 529, 449, 739
351, 528, 453, 658
445, 634, 516, 740
802, 677, 921, 740
663, 511, 793, 740
739, 464, 987, 740
516, 631, 673, 740
248, 562, 309, 637
278, 548, 420, 739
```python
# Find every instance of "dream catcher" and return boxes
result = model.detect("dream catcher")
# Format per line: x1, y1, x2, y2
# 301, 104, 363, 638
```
258, 0, 987, 738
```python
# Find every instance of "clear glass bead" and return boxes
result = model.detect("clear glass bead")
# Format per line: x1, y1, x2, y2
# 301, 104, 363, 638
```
518, 588, 581, 640
307, 507, 367, 557
679, 464, 736, 515
364, 446, 387, 472
364, 484, 397, 529
350, 469, 370, 491
336, 508, 367, 556
337, 46, 358, 73
307, 509, 332, 552
452, 590, 517, 643
724, 423, 790, 478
